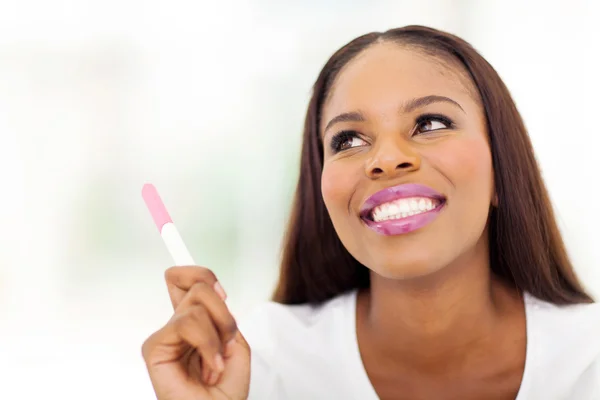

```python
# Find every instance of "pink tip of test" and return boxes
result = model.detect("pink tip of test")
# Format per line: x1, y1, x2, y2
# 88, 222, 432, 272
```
142, 183, 173, 232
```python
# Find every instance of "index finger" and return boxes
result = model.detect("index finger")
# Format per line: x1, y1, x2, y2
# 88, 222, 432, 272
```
165, 266, 227, 309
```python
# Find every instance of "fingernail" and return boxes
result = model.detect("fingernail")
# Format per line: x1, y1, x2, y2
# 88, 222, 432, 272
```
206, 370, 214, 385
213, 281, 227, 301
214, 353, 225, 373
203, 367, 210, 384
209, 370, 220, 386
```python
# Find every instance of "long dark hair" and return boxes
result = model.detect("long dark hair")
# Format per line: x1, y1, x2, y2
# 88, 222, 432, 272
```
272, 25, 593, 305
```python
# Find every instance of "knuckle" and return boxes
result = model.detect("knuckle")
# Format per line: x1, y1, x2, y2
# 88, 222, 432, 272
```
165, 265, 217, 286
177, 306, 211, 333
141, 335, 155, 360
189, 280, 211, 293
223, 318, 238, 336
200, 335, 220, 350
164, 267, 181, 286
188, 304, 209, 320
202, 268, 217, 281
177, 306, 207, 327
164, 266, 180, 280
193, 268, 217, 285
193, 267, 216, 283
187, 282, 211, 302
172, 314, 186, 331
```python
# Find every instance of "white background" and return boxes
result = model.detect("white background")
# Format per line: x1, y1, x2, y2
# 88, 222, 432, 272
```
0, 0, 598, 398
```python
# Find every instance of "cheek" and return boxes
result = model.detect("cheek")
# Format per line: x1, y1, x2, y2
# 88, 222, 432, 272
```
321, 161, 360, 216
431, 135, 494, 201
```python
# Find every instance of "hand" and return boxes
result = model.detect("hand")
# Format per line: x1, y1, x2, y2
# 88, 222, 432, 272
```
142, 266, 251, 400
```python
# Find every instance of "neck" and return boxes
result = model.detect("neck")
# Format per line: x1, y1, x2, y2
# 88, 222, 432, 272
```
358, 239, 519, 372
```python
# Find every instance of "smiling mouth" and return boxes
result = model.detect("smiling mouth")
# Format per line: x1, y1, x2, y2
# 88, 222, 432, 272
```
358, 183, 447, 235
364, 197, 445, 222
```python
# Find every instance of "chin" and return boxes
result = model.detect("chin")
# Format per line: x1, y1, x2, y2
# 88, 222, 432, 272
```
373, 263, 442, 281
365, 253, 446, 281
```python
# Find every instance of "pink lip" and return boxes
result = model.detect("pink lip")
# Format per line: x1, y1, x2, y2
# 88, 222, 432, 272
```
360, 183, 446, 236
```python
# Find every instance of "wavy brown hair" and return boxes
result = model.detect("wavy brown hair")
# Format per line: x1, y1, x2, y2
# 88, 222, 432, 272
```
272, 25, 593, 306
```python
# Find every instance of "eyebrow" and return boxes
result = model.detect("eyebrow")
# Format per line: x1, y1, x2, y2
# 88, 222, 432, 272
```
402, 95, 464, 114
323, 95, 465, 134
323, 111, 365, 134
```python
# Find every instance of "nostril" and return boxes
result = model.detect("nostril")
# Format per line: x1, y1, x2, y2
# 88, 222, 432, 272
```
397, 162, 412, 169
371, 167, 384, 174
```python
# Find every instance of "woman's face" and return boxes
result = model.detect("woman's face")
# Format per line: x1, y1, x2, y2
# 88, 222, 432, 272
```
320, 43, 494, 279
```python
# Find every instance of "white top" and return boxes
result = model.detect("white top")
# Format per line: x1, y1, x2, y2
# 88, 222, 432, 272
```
239, 290, 600, 400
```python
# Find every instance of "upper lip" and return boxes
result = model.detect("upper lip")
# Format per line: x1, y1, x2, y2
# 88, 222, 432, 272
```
359, 183, 446, 219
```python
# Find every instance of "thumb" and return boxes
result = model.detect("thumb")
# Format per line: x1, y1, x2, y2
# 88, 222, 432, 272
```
218, 330, 251, 394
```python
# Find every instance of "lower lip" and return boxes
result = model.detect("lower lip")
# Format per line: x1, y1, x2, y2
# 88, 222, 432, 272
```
362, 204, 445, 236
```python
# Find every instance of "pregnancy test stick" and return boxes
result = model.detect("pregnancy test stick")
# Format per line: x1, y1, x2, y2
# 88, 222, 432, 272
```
142, 183, 195, 266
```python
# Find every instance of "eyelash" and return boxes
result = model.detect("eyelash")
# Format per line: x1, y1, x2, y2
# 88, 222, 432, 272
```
329, 131, 359, 153
414, 114, 454, 134
329, 114, 455, 153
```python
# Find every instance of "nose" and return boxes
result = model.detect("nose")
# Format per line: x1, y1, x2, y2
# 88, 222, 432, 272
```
365, 140, 421, 179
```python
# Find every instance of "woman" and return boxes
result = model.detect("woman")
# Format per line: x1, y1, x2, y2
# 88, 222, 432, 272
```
142, 26, 600, 399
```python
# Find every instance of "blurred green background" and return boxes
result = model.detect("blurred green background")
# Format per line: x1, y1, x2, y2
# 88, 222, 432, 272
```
1, 0, 599, 398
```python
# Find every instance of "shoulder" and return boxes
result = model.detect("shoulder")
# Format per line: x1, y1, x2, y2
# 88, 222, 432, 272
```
238, 290, 356, 357
236, 291, 358, 399
523, 295, 600, 399
526, 294, 600, 340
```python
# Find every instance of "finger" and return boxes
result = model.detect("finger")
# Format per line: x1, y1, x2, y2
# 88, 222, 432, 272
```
165, 266, 220, 309
165, 266, 227, 309
217, 330, 252, 393
142, 305, 223, 374
174, 305, 225, 374
177, 282, 238, 345
203, 355, 222, 386
221, 330, 246, 359
142, 332, 211, 399
202, 331, 252, 387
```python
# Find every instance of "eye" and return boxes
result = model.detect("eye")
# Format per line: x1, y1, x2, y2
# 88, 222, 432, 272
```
413, 114, 454, 135
329, 130, 368, 153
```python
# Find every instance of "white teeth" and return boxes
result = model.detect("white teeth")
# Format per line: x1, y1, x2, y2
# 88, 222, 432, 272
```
410, 199, 418, 211
399, 201, 409, 213
370, 197, 439, 223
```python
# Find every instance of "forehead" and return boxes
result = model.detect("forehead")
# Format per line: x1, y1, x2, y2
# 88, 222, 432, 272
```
322, 43, 478, 126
